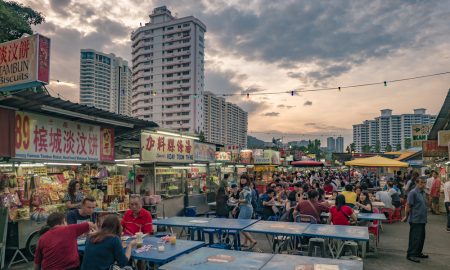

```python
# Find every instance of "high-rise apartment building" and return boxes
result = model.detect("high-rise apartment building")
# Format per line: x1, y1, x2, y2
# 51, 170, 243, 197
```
80, 49, 132, 116
203, 92, 248, 148
336, 137, 344, 153
352, 109, 436, 152
326, 137, 336, 152
130, 6, 206, 133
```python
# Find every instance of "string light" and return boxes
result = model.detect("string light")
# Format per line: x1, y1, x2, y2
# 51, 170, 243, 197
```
338, 87, 341, 92
291, 90, 295, 96
246, 93, 250, 99
384, 81, 387, 87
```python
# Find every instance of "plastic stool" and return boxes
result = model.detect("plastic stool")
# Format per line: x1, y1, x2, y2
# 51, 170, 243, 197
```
185, 206, 197, 217
224, 230, 241, 250
209, 243, 231, 250
339, 241, 359, 257
308, 238, 326, 257
188, 227, 203, 241
202, 228, 219, 245
206, 211, 216, 218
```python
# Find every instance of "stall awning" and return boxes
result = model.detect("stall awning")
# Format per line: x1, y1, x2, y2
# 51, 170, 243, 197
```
291, 161, 324, 167
345, 155, 409, 167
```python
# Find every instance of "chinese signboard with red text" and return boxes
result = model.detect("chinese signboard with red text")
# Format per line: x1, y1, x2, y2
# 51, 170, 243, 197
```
215, 151, 231, 161
422, 140, 448, 158
141, 132, 194, 163
0, 34, 50, 92
14, 111, 113, 162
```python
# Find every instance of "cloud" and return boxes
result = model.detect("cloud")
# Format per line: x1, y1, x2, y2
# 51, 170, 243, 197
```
277, 104, 295, 109
262, 112, 280, 117
304, 100, 313, 106
49, 0, 71, 16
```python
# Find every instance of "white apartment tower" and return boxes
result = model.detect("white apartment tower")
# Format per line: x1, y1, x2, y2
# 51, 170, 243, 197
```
80, 49, 132, 116
130, 6, 206, 133
352, 109, 436, 152
203, 92, 248, 148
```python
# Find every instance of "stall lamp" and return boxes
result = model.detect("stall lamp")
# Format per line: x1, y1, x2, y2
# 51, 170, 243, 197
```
115, 158, 140, 162
44, 162, 82, 166
189, 163, 207, 167
171, 166, 191, 169
116, 164, 131, 167
235, 165, 245, 168
0, 163, 45, 167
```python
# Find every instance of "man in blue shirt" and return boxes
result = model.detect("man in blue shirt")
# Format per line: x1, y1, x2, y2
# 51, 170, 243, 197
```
67, 196, 96, 225
403, 176, 428, 263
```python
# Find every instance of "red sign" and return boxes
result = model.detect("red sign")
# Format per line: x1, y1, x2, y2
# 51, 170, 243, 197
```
422, 140, 448, 158
100, 128, 115, 162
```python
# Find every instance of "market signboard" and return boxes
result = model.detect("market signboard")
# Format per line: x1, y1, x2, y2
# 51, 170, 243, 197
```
438, 130, 450, 147
14, 111, 114, 162
215, 151, 231, 161
0, 34, 50, 92
422, 140, 448, 158
253, 149, 270, 164
141, 132, 194, 163
412, 124, 432, 147
240, 150, 253, 164
193, 142, 215, 162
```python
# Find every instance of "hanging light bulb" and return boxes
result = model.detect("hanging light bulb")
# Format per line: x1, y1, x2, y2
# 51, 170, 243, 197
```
152, 90, 156, 96
291, 90, 294, 96
384, 81, 387, 87
338, 87, 341, 92
246, 93, 250, 99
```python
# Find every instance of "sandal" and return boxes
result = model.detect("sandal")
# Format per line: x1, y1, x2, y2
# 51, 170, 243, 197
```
249, 241, 257, 249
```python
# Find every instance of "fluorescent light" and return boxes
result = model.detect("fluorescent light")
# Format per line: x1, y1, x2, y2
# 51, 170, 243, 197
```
40, 105, 134, 128
116, 164, 131, 167
155, 130, 199, 140
171, 166, 191, 169
44, 162, 82, 166
189, 163, 207, 167
0, 163, 45, 167
0, 164, 12, 167
235, 165, 245, 168
115, 158, 140, 162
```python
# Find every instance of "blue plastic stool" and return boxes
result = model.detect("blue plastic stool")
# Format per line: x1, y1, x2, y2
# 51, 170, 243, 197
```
225, 229, 241, 250
202, 228, 220, 245
185, 206, 197, 217
209, 243, 231, 250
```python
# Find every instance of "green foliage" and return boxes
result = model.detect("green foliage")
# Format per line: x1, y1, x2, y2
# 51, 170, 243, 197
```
362, 145, 371, 153
395, 144, 401, 151
198, 131, 205, 142
0, 1, 45, 43
385, 144, 392, 152
404, 138, 412, 149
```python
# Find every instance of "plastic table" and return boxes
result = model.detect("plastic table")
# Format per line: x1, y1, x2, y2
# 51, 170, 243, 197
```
158, 247, 274, 270
153, 217, 259, 249
261, 254, 363, 270
79, 237, 204, 267
357, 213, 387, 221
243, 220, 310, 253
302, 224, 369, 258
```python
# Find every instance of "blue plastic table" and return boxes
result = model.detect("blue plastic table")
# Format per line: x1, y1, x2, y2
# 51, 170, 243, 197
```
79, 237, 204, 267
243, 220, 311, 253
356, 213, 387, 221
302, 224, 369, 258
154, 217, 259, 249
261, 254, 363, 270
158, 247, 274, 270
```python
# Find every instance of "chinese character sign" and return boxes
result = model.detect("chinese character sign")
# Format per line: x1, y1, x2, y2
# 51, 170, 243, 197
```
15, 111, 104, 161
0, 34, 50, 91
141, 132, 194, 163
100, 128, 115, 161
193, 142, 215, 162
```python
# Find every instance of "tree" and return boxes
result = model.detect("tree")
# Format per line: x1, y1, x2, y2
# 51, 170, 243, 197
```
385, 144, 392, 152
374, 140, 381, 153
198, 131, 205, 142
404, 138, 412, 149
362, 145, 371, 153
395, 144, 401, 151
0, 1, 45, 43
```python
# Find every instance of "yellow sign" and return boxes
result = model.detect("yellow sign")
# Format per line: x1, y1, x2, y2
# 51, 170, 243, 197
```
141, 132, 194, 163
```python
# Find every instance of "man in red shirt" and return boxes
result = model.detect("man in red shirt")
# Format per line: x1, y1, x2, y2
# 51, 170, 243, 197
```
293, 190, 329, 223
121, 194, 153, 235
34, 212, 96, 270
430, 171, 442, 215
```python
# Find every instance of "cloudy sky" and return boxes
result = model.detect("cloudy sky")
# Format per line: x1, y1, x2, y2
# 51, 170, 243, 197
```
18, 0, 450, 146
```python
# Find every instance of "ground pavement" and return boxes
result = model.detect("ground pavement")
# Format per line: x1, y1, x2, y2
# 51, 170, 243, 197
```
9, 214, 450, 270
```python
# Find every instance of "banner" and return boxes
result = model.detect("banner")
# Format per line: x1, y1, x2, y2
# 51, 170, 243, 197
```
0, 34, 50, 92
422, 140, 448, 158
100, 128, 114, 162
438, 130, 450, 147
240, 150, 253, 164
412, 124, 432, 147
141, 132, 193, 163
193, 142, 215, 162
14, 111, 110, 162
253, 149, 269, 164
215, 151, 231, 161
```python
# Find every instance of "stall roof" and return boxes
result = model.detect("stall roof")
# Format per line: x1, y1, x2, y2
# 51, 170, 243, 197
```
291, 161, 324, 167
0, 91, 158, 141
429, 89, 450, 140
345, 155, 409, 168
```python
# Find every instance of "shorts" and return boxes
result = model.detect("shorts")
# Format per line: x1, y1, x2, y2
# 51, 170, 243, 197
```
238, 205, 253, 219
432, 197, 439, 204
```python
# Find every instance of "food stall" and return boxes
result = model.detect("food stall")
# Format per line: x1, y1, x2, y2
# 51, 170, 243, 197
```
251, 149, 281, 194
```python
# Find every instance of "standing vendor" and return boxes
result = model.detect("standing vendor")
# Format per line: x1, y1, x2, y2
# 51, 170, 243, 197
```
63, 180, 85, 210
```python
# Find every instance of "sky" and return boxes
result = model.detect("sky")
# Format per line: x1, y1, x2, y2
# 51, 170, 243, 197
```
17, 0, 450, 146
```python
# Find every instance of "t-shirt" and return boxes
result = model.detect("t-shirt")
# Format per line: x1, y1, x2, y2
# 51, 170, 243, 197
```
66, 209, 95, 225
407, 187, 427, 224
34, 223, 89, 270
80, 236, 129, 270
287, 191, 297, 204
63, 192, 84, 210
444, 181, 450, 203
341, 191, 357, 205
425, 177, 434, 195
295, 200, 329, 223
260, 193, 275, 218
121, 208, 153, 235
376, 191, 394, 210
330, 205, 353, 225
430, 178, 441, 198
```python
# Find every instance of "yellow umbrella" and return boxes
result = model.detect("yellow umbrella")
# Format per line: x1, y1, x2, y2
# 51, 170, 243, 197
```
345, 155, 409, 167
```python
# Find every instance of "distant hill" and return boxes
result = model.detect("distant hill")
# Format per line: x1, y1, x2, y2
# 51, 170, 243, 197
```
247, 135, 266, 148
